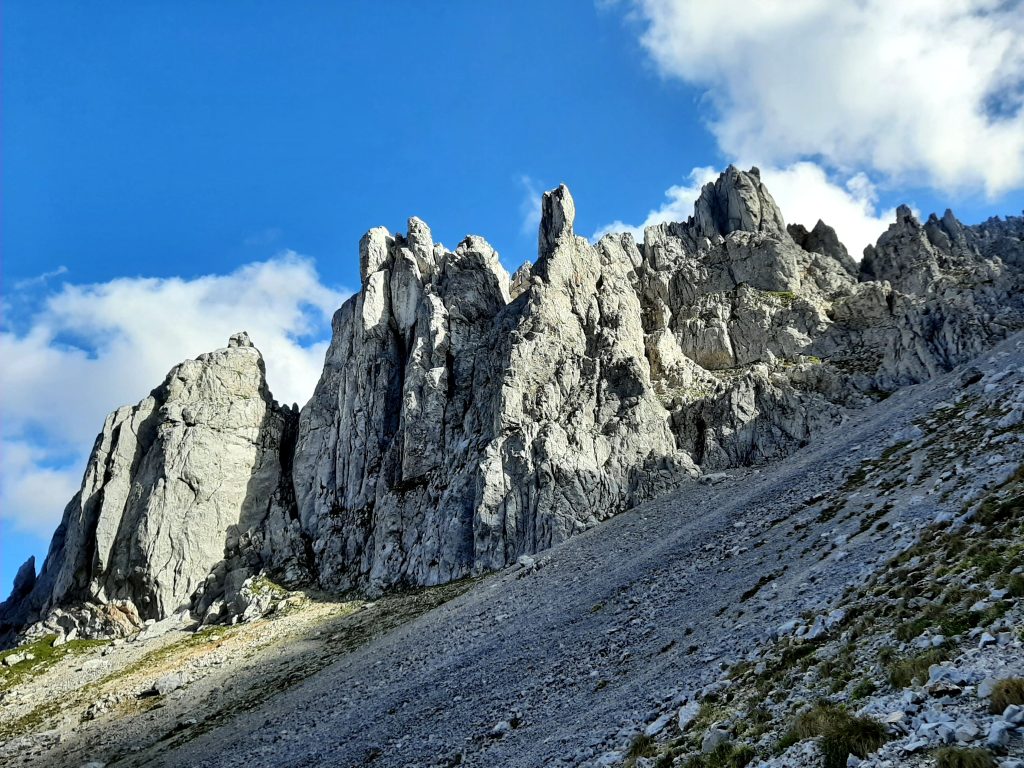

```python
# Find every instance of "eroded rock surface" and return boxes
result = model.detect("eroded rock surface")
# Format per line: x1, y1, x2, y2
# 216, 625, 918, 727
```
292, 184, 695, 593
3, 166, 1024, 640
1, 333, 299, 640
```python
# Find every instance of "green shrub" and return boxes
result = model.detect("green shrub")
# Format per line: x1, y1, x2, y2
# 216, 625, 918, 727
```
895, 617, 931, 642
1008, 573, 1024, 598
988, 677, 1024, 714
782, 703, 889, 768
850, 678, 877, 700
933, 746, 997, 768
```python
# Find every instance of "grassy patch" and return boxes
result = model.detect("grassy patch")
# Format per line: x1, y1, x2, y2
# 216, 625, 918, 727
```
682, 742, 755, 768
782, 703, 889, 768
0, 632, 111, 741
0, 634, 108, 694
850, 678, 877, 700
689, 701, 730, 735
626, 733, 658, 766
988, 677, 1024, 714
1009, 574, 1024, 598
765, 290, 796, 305
0, 579, 481, 749
886, 648, 944, 688
818, 643, 857, 694
248, 575, 289, 599
933, 747, 997, 768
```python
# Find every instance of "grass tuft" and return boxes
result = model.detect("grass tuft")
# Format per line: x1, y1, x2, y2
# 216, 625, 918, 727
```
683, 742, 755, 768
886, 649, 944, 689
850, 678, 877, 700
626, 733, 657, 765
782, 703, 889, 768
933, 747, 997, 768
988, 677, 1024, 714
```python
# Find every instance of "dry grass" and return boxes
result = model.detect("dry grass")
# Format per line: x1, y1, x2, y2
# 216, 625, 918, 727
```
782, 703, 889, 768
988, 677, 1024, 714
933, 746, 997, 768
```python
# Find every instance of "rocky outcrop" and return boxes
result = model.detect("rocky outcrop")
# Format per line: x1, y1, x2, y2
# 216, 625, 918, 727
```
787, 219, 858, 277
1, 333, 299, 640
693, 165, 788, 239
285, 167, 1023, 596
4, 167, 1024, 640
291, 185, 695, 593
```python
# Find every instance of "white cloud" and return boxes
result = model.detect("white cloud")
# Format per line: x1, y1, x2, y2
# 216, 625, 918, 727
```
0, 253, 348, 537
630, 0, 1024, 195
13, 265, 68, 290
519, 175, 543, 236
593, 162, 896, 256
0, 441, 81, 538
755, 163, 896, 257
592, 165, 719, 241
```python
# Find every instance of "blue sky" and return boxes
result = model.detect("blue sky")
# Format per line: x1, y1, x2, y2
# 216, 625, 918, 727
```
3, 0, 1024, 594
5, 1, 719, 290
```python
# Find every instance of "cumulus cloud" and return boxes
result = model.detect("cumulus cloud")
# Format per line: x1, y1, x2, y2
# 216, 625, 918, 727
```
755, 164, 897, 256
0, 442, 81, 538
593, 162, 896, 255
629, 0, 1024, 195
0, 254, 348, 537
592, 165, 720, 241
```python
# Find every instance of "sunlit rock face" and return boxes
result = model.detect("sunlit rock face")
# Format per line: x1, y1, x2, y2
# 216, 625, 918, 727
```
1, 332, 298, 638
292, 184, 694, 593
4, 166, 1024, 638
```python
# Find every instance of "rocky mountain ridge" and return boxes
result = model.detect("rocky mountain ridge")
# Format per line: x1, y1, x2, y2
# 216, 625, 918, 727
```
3, 166, 1023, 645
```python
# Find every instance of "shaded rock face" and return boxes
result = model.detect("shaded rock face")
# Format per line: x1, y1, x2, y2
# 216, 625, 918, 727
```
787, 219, 858, 277
4, 166, 1024, 638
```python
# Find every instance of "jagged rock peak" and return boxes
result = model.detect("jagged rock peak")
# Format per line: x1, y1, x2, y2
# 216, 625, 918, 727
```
539, 183, 575, 256
694, 165, 788, 239
0, 334, 298, 641
359, 226, 394, 283
228, 331, 254, 348
787, 219, 858, 277
509, 261, 534, 299
7, 557, 36, 604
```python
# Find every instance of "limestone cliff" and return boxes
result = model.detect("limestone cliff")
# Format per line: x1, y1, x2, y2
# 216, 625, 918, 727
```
0, 333, 300, 639
291, 185, 694, 594
4, 167, 1024, 641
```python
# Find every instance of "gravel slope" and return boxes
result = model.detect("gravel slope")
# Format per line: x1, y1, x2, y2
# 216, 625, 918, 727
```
126, 334, 1023, 768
